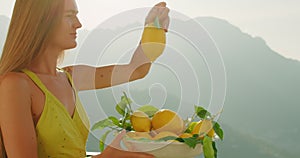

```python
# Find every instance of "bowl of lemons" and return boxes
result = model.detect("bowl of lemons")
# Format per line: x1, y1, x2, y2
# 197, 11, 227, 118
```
92, 93, 223, 158
122, 109, 207, 158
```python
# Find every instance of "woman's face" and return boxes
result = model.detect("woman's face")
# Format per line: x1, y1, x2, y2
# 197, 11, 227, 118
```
50, 0, 82, 51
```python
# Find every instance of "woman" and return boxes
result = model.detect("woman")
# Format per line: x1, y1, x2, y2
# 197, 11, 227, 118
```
0, 0, 169, 157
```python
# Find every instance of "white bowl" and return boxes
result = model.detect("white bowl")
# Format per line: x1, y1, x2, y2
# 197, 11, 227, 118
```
123, 139, 202, 158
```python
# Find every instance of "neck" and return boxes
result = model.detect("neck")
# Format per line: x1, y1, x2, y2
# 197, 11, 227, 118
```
27, 48, 63, 76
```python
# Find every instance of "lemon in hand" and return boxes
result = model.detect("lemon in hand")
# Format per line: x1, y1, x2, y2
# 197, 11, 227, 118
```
130, 110, 152, 132
141, 26, 166, 62
151, 109, 184, 135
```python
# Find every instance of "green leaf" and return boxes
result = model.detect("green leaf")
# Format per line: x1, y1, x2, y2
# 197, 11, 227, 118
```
122, 92, 134, 113
137, 105, 159, 117
203, 136, 215, 158
160, 136, 202, 149
195, 105, 211, 119
213, 122, 224, 140
125, 113, 131, 120
197, 109, 211, 119
108, 116, 121, 127
160, 136, 178, 141
185, 121, 198, 133
116, 102, 126, 116
123, 121, 132, 130
212, 141, 218, 158
121, 95, 132, 105
181, 137, 202, 149
194, 105, 205, 113
91, 118, 115, 131
99, 130, 112, 152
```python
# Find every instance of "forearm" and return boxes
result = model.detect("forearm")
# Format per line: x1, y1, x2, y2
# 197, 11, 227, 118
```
93, 43, 152, 88
129, 43, 152, 70
132, 45, 152, 76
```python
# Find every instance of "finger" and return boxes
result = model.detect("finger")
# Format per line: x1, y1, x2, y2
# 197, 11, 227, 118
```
162, 16, 170, 32
155, 2, 166, 7
158, 7, 169, 20
158, 7, 169, 31
162, 7, 170, 16
145, 7, 158, 25
145, 2, 167, 26
156, 3, 167, 16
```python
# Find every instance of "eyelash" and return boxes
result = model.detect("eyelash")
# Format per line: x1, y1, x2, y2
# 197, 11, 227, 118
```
66, 15, 75, 17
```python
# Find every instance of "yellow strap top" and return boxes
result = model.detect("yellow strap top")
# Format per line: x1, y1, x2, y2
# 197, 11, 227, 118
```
22, 69, 90, 158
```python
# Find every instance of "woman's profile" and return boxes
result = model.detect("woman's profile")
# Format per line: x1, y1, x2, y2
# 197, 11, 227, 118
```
0, 0, 169, 157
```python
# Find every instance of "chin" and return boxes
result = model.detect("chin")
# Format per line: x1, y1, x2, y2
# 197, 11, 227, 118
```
65, 42, 77, 49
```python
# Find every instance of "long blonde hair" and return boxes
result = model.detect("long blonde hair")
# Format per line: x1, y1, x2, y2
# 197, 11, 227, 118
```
0, 0, 65, 157
0, 0, 65, 75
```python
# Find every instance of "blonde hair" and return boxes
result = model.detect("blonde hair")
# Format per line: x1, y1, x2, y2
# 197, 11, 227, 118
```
0, 0, 65, 157
0, 0, 65, 75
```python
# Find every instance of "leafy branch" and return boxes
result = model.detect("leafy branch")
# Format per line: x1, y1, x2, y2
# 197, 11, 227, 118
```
92, 94, 225, 158
92, 92, 133, 151
182, 105, 224, 158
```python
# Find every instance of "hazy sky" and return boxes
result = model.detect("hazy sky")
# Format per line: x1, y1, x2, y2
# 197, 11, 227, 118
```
0, 0, 299, 61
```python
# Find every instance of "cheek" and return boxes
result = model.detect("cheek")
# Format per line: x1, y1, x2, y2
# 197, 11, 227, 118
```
57, 22, 72, 39
58, 18, 73, 32
59, 19, 72, 32
65, 18, 73, 28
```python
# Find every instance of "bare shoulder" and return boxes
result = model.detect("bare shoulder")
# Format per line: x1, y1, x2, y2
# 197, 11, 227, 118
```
0, 72, 38, 157
0, 72, 32, 122
0, 72, 31, 105
0, 72, 30, 89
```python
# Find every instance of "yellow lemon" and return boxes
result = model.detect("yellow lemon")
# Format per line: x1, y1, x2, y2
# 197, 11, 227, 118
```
152, 131, 178, 140
141, 26, 166, 62
191, 120, 215, 138
179, 133, 193, 138
126, 131, 152, 140
130, 110, 152, 132
151, 109, 184, 135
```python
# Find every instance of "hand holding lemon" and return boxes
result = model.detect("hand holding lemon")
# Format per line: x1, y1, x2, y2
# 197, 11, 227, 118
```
141, 2, 170, 62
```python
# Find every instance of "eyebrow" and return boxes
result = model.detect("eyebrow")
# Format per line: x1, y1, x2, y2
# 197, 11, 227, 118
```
65, 10, 78, 14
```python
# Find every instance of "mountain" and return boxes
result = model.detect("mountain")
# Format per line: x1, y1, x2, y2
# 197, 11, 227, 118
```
195, 17, 300, 154
218, 124, 298, 158
0, 15, 10, 52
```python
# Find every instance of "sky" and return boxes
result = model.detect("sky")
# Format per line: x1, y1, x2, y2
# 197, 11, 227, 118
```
0, 0, 299, 61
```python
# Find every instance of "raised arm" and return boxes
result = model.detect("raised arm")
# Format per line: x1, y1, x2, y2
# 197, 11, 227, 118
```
0, 73, 38, 158
63, 44, 151, 91
63, 2, 169, 91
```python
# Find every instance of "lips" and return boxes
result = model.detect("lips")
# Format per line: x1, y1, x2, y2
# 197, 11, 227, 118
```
70, 33, 77, 38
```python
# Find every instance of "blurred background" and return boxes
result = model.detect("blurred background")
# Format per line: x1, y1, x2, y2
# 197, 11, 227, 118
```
1, 1, 299, 157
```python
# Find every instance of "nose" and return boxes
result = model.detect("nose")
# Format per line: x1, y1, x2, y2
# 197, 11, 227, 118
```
73, 16, 82, 29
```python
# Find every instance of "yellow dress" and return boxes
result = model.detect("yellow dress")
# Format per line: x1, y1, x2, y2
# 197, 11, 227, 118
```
22, 69, 90, 158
